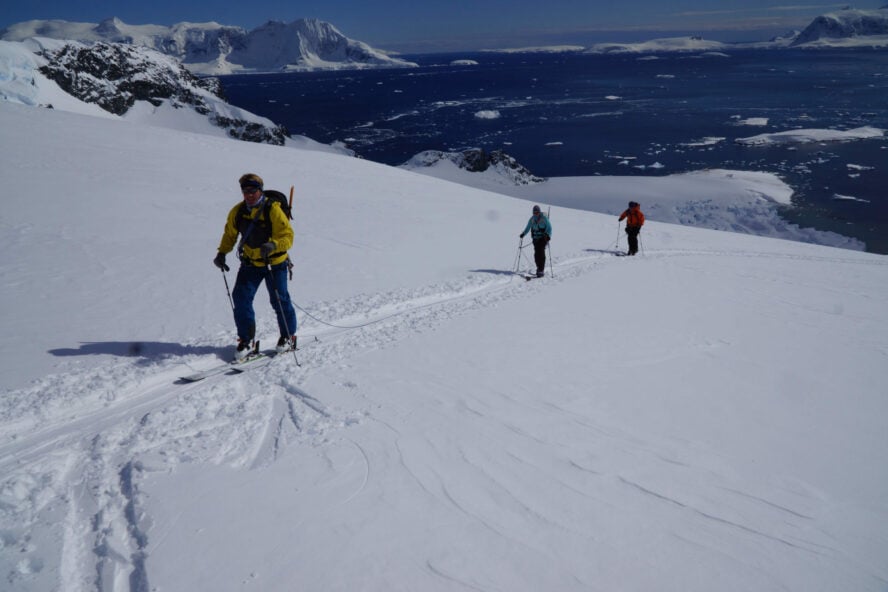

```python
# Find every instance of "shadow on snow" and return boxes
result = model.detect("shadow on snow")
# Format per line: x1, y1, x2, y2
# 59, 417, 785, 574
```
49, 341, 228, 364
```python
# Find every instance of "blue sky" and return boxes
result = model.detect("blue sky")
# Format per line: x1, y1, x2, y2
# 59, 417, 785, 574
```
1, 1, 877, 52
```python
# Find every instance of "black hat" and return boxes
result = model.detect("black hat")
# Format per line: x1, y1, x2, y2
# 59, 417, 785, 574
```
532, 205, 541, 213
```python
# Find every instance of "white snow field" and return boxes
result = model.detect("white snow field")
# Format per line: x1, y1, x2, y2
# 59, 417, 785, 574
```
1, 101, 887, 591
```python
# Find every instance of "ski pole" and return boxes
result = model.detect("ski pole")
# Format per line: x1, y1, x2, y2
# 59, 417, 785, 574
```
518, 237, 534, 275
547, 240, 554, 278
615, 221, 622, 250
513, 236, 524, 274
221, 268, 235, 312
546, 207, 554, 278
265, 261, 300, 367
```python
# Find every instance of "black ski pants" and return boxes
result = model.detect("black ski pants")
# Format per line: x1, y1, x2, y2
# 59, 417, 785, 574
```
625, 226, 641, 255
533, 237, 549, 272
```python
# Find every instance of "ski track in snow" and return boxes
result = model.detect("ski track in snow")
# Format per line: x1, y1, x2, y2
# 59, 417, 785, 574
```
1, 245, 885, 590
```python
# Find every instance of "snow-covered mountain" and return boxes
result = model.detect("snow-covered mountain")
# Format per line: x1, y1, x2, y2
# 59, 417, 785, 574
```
792, 8, 888, 46
1, 17, 418, 74
0, 37, 293, 144
224, 19, 416, 73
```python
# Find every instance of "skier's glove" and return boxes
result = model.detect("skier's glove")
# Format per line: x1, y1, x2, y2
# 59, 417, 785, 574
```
260, 242, 276, 258
520, 233, 525, 238
213, 252, 230, 272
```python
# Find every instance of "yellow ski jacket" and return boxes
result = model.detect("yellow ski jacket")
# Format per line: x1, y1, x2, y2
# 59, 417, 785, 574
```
217, 198, 293, 267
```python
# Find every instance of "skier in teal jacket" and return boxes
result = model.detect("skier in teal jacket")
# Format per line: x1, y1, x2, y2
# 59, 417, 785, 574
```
519, 205, 552, 277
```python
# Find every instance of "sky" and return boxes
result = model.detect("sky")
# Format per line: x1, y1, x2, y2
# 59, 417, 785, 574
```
1, 44, 887, 589
1, 1, 882, 52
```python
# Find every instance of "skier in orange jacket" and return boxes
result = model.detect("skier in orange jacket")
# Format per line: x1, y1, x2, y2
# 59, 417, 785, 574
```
618, 201, 645, 256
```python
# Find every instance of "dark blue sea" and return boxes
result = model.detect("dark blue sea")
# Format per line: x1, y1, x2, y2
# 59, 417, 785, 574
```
219, 49, 888, 254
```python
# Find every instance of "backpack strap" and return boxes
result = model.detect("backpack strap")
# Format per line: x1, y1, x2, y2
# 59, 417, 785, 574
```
236, 199, 266, 260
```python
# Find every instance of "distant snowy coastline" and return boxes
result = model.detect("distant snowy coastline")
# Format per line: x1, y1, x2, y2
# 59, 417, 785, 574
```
4, 7, 886, 75
482, 45, 586, 54
585, 36, 729, 55
488, 8, 888, 54
735, 126, 885, 146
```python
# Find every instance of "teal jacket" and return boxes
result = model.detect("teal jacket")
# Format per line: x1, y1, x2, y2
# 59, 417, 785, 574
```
521, 213, 552, 241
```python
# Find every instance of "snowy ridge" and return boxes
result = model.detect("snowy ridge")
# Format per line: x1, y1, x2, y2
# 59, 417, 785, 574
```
0, 38, 355, 152
401, 148, 544, 188
1, 17, 418, 75
1, 92, 887, 590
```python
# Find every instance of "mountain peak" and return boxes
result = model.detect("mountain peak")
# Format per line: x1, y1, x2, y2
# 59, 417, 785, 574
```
95, 17, 125, 35
792, 8, 888, 45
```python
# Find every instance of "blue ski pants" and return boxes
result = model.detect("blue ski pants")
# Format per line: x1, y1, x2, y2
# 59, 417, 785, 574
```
232, 261, 297, 341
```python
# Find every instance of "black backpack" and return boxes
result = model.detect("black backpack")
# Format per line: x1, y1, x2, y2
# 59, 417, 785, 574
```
236, 188, 294, 276
236, 189, 292, 233
255, 189, 292, 220
235, 189, 293, 252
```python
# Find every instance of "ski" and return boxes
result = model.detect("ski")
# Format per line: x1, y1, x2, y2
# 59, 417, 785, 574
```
179, 351, 269, 383
177, 336, 319, 383
518, 272, 545, 281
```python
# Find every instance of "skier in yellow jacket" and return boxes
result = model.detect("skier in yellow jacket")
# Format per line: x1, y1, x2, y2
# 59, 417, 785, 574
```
213, 173, 297, 359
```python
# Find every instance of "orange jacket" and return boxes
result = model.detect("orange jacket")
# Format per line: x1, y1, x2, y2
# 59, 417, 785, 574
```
619, 207, 645, 228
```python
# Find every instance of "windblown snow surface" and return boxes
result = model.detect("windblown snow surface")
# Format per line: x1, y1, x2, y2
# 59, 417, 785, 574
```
1, 101, 887, 591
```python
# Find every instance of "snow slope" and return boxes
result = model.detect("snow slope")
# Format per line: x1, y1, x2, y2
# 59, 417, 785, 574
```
1, 101, 887, 591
